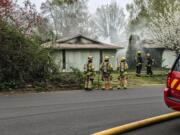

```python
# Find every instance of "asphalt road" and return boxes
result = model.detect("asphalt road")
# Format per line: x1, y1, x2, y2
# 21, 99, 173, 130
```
0, 86, 179, 135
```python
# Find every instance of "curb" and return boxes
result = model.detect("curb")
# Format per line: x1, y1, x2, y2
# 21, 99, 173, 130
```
92, 112, 180, 135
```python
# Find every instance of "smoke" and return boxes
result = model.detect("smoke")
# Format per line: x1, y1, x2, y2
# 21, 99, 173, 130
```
110, 17, 149, 62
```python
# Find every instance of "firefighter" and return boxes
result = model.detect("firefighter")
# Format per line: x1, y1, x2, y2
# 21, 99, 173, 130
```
100, 56, 113, 90
84, 56, 95, 90
135, 51, 143, 76
146, 53, 153, 76
117, 57, 128, 89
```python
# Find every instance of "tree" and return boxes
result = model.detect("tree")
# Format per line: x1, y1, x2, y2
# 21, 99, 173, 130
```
126, 0, 149, 33
126, 0, 148, 21
0, 0, 41, 36
126, 0, 179, 34
41, 0, 92, 39
15, 0, 42, 35
127, 0, 180, 55
0, 20, 57, 85
52, 0, 78, 5
94, 1, 125, 42
55, 0, 90, 37
41, 0, 58, 40
149, 3, 180, 55
35, 17, 54, 42
0, 0, 13, 20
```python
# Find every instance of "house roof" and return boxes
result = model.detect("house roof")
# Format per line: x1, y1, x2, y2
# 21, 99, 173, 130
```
142, 40, 165, 49
42, 34, 123, 50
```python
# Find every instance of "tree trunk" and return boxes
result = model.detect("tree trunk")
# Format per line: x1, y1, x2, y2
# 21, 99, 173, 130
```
175, 50, 179, 57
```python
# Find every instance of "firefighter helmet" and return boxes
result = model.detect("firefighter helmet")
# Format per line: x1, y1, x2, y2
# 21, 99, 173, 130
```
104, 56, 110, 61
137, 51, 141, 54
88, 56, 93, 60
137, 51, 142, 55
120, 57, 126, 62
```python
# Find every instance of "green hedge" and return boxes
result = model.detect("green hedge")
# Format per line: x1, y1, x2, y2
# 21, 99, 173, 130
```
0, 21, 84, 90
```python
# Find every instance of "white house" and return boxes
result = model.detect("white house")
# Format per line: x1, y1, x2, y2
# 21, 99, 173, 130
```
42, 35, 123, 71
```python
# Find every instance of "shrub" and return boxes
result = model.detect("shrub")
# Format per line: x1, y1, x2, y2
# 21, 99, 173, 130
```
0, 20, 58, 89
50, 67, 84, 88
0, 21, 84, 91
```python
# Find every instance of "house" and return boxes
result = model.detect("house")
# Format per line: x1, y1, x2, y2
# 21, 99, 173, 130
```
42, 35, 123, 72
142, 40, 177, 68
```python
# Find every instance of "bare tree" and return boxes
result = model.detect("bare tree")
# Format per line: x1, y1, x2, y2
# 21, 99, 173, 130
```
35, 17, 54, 42
41, 0, 59, 40
94, 1, 125, 42
41, 0, 93, 39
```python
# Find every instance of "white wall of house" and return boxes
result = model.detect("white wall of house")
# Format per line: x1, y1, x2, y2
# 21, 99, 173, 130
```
162, 50, 176, 68
51, 49, 117, 72
66, 50, 100, 71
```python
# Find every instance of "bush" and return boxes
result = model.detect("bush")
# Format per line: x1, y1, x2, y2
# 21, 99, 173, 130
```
70, 67, 84, 84
50, 67, 84, 88
0, 21, 58, 89
0, 80, 24, 90
0, 21, 84, 91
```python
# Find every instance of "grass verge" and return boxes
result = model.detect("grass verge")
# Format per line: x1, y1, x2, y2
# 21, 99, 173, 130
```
93, 69, 168, 89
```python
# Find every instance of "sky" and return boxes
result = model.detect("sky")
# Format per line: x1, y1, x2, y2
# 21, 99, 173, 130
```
17, 0, 133, 13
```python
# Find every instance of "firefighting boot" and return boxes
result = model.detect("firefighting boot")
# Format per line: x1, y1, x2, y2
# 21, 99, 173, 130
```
117, 83, 121, 90
118, 82, 123, 90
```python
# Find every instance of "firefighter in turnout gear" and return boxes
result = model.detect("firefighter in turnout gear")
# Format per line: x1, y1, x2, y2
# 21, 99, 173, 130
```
146, 53, 153, 76
135, 51, 143, 76
84, 56, 95, 90
117, 57, 128, 89
100, 56, 113, 90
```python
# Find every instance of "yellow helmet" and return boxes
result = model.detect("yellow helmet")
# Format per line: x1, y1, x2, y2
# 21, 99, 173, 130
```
88, 56, 93, 60
120, 57, 126, 62
104, 56, 110, 61
137, 51, 141, 55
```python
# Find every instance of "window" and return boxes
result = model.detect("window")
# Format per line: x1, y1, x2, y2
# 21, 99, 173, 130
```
62, 50, 66, 69
100, 50, 103, 64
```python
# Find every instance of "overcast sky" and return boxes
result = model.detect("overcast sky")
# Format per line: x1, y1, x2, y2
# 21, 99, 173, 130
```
17, 0, 133, 13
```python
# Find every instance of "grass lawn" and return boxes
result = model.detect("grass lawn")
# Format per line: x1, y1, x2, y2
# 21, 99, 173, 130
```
93, 69, 169, 89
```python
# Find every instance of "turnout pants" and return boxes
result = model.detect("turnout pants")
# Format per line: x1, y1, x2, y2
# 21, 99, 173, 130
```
118, 74, 128, 89
136, 64, 142, 75
102, 73, 112, 90
84, 76, 93, 90
147, 66, 153, 75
